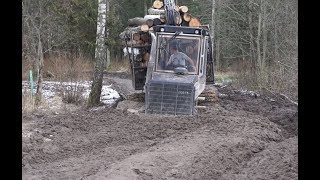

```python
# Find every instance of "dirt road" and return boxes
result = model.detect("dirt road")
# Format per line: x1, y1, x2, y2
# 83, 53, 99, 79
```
22, 73, 298, 180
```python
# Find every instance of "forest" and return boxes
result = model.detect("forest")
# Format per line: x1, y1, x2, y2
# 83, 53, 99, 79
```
22, 0, 298, 103
22, 1, 298, 179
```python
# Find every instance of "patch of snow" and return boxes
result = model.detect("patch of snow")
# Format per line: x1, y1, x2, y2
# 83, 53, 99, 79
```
127, 109, 139, 114
214, 82, 223, 86
22, 80, 120, 106
22, 132, 33, 138
218, 93, 228, 98
89, 106, 106, 112
235, 89, 260, 97
43, 137, 52, 142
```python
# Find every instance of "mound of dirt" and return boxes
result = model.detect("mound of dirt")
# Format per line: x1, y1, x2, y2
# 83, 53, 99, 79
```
22, 73, 298, 180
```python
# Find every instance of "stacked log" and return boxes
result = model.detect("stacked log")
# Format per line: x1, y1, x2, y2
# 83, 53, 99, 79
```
147, 1, 201, 27
120, 0, 203, 68
120, 1, 203, 41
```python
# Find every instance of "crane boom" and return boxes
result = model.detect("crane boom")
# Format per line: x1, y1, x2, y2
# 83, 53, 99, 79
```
164, 0, 177, 25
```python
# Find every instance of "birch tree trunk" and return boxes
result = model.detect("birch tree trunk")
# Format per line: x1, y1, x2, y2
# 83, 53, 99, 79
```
274, 1, 279, 64
248, 0, 255, 69
88, 0, 107, 107
261, 1, 267, 87
211, 0, 217, 70
262, 1, 267, 73
256, 3, 262, 72
106, 0, 110, 68
35, 36, 44, 106
34, 0, 44, 106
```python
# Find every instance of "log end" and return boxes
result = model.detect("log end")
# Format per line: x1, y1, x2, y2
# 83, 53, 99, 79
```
153, 0, 163, 9
140, 24, 149, 32
189, 17, 201, 27
179, 6, 189, 13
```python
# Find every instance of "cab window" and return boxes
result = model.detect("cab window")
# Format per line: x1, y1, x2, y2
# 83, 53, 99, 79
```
155, 33, 200, 75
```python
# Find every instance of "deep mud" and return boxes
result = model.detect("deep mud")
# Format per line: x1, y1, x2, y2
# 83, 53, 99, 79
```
22, 72, 298, 180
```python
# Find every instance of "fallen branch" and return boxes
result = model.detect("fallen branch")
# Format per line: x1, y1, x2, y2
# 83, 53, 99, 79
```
263, 87, 298, 106
280, 93, 298, 106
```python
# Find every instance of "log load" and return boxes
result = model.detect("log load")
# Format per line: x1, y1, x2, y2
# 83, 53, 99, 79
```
120, 0, 203, 70
128, 17, 147, 27
119, 25, 149, 39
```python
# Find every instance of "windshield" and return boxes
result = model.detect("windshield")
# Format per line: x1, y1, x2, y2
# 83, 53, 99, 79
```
156, 33, 200, 75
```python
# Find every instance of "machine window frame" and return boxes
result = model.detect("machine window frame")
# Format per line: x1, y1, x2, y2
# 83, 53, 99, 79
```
155, 32, 201, 75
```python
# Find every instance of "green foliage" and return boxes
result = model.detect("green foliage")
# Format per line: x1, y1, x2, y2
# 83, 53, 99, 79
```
49, 0, 98, 57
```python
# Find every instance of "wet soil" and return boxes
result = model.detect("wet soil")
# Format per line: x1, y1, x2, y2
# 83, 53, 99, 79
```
22, 72, 298, 180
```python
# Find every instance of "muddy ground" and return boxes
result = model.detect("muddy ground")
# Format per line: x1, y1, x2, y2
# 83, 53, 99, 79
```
22, 72, 298, 180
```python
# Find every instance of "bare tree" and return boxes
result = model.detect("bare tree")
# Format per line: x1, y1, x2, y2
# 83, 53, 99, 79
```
88, 0, 108, 107
211, 0, 216, 69
22, 0, 69, 105
106, 0, 111, 68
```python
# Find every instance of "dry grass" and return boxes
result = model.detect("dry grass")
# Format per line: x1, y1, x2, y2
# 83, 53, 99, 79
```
107, 58, 130, 73
22, 53, 95, 109
214, 71, 236, 84
43, 54, 94, 81
43, 54, 93, 105
231, 59, 298, 102
22, 89, 34, 114
22, 56, 35, 81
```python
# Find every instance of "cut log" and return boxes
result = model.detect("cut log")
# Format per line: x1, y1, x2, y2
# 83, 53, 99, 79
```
124, 40, 137, 46
119, 26, 149, 39
144, 15, 161, 20
189, 17, 201, 27
140, 33, 150, 42
135, 40, 143, 45
153, 0, 163, 9
132, 33, 141, 41
146, 19, 154, 27
148, 8, 165, 15
125, 40, 144, 47
153, 18, 162, 26
179, 6, 188, 13
140, 24, 149, 32
128, 17, 147, 27
183, 12, 192, 22
143, 52, 150, 62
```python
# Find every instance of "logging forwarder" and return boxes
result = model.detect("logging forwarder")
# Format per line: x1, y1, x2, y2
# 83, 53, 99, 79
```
123, 0, 216, 115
